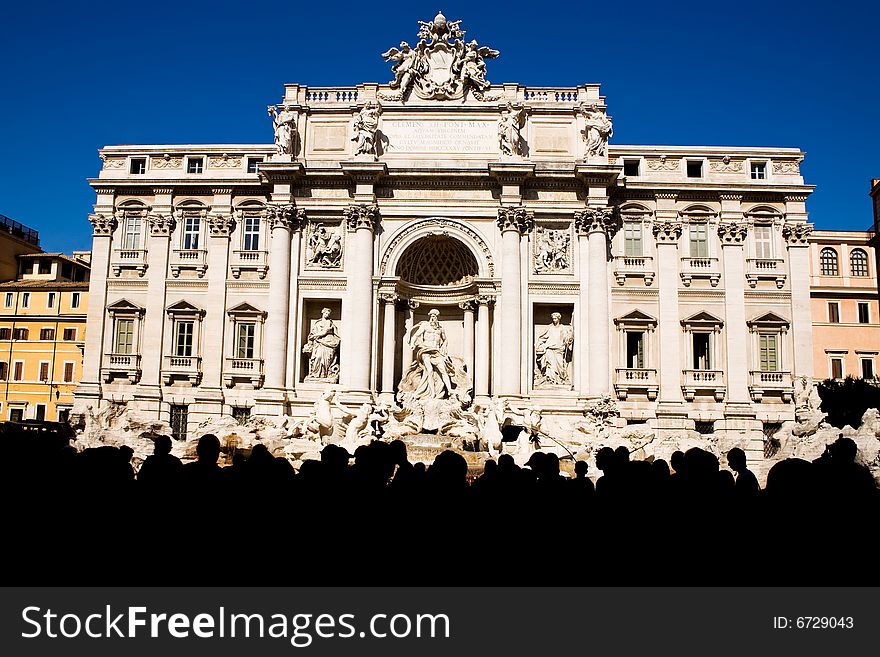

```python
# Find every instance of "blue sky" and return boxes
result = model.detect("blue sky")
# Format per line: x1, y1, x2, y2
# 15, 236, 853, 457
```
1, 0, 877, 252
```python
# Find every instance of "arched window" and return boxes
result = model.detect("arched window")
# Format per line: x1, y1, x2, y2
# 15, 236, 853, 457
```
820, 247, 838, 276
851, 248, 869, 277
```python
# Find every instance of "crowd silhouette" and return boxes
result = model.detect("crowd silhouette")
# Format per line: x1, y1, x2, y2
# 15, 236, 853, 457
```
4, 425, 878, 584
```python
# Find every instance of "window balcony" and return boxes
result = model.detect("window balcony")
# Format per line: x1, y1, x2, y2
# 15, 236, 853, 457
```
230, 250, 269, 279
680, 257, 721, 287
748, 370, 793, 402
111, 249, 147, 277
170, 249, 208, 278
612, 255, 655, 286
682, 369, 725, 401
223, 357, 264, 388
162, 354, 202, 386
101, 353, 141, 383
614, 368, 658, 400
746, 258, 786, 289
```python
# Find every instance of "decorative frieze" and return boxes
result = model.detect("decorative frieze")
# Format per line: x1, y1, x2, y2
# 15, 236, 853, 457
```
305, 222, 344, 269
717, 221, 749, 244
343, 203, 380, 232
497, 206, 534, 234
533, 225, 572, 273
709, 157, 744, 173
88, 214, 117, 236
782, 222, 813, 246
645, 155, 679, 171
101, 156, 126, 169
773, 160, 801, 175
151, 155, 182, 169
208, 154, 243, 168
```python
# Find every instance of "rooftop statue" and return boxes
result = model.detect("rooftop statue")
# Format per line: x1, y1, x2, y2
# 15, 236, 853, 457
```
381, 11, 500, 102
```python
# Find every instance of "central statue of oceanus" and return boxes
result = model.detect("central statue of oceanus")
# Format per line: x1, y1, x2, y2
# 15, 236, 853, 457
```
380, 11, 500, 102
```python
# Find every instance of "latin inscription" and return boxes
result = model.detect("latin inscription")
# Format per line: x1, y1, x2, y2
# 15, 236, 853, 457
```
382, 120, 496, 154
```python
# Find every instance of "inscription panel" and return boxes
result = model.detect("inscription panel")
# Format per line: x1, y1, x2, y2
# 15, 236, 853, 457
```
382, 119, 496, 154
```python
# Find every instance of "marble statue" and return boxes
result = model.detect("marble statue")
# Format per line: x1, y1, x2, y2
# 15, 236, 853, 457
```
268, 105, 297, 157
306, 223, 343, 268
534, 228, 571, 273
334, 398, 373, 446
291, 389, 339, 443
498, 102, 527, 157
534, 313, 574, 388
352, 101, 383, 157
303, 308, 340, 382
381, 41, 425, 96
581, 105, 613, 158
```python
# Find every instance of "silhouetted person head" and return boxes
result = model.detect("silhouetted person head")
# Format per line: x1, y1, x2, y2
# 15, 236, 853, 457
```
614, 446, 630, 465
830, 437, 858, 463
196, 434, 221, 464
574, 460, 589, 479
119, 445, 134, 464
670, 450, 685, 474
595, 447, 615, 473
727, 447, 747, 473
153, 435, 173, 456
482, 459, 497, 475
389, 439, 408, 466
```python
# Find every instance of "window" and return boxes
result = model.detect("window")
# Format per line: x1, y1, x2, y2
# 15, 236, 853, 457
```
246, 157, 262, 174
39, 362, 49, 382
13, 328, 28, 340
830, 357, 844, 380
9, 407, 23, 422
4, 293, 12, 308
750, 162, 767, 180
57, 407, 70, 423
623, 159, 640, 176
35, 404, 46, 421
124, 215, 142, 249
851, 249, 869, 277
13, 361, 24, 381
232, 406, 251, 424
182, 214, 200, 250
71, 292, 80, 309
187, 157, 203, 174
0, 328, 10, 340
0, 362, 7, 380
175, 320, 194, 357
759, 333, 778, 372
114, 318, 134, 354
40, 328, 55, 341
622, 221, 643, 257
686, 160, 703, 178
236, 322, 256, 359
858, 302, 870, 324
862, 358, 876, 380
170, 405, 188, 442
63, 362, 74, 383
693, 333, 711, 370
689, 223, 709, 258
753, 225, 773, 259
63, 328, 77, 341
626, 331, 645, 369
828, 302, 840, 323
130, 157, 147, 175
820, 248, 839, 276
38, 260, 51, 274
21, 292, 30, 309
242, 216, 261, 251
47, 292, 56, 309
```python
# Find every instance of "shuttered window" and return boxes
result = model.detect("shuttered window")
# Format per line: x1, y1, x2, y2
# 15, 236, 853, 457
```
689, 223, 708, 258
623, 221, 642, 256
759, 334, 778, 372
114, 319, 134, 354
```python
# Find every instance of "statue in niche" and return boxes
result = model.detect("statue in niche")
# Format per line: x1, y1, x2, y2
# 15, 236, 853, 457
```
534, 228, 571, 273
498, 102, 527, 157
268, 105, 298, 156
397, 308, 471, 406
306, 223, 343, 268
581, 104, 613, 158
534, 313, 574, 388
303, 308, 340, 382
352, 101, 383, 158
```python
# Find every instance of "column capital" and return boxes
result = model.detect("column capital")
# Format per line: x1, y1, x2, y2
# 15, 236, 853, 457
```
265, 203, 306, 231
476, 294, 497, 305
717, 221, 749, 244
406, 299, 420, 311
497, 206, 534, 234
379, 291, 398, 304
88, 213, 117, 236
652, 220, 683, 243
458, 300, 476, 312
207, 213, 236, 237
573, 206, 617, 237
344, 203, 380, 232
147, 213, 175, 237
782, 221, 813, 246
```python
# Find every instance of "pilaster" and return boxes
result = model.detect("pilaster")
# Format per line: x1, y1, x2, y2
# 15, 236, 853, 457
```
652, 213, 686, 414
344, 203, 380, 392
496, 206, 532, 397
783, 217, 814, 378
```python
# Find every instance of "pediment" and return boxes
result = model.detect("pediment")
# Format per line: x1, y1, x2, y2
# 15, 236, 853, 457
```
166, 299, 204, 316
227, 302, 266, 318
747, 311, 789, 327
107, 298, 145, 314
614, 309, 657, 327
682, 311, 723, 326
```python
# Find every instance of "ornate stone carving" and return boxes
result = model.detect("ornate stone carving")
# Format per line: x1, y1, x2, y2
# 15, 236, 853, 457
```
303, 307, 340, 383
101, 156, 125, 169
534, 312, 574, 389
773, 160, 801, 175
498, 102, 527, 157
580, 104, 613, 158
88, 214, 117, 236
352, 101, 383, 158
379, 217, 494, 277
497, 206, 534, 234
151, 154, 183, 169
717, 221, 749, 244
652, 220, 683, 243
207, 213, 235, 237
267, 105, 298, 157
381, 11, 499, 102
574, 207, 617, 236
709, 156, 744, 173
147, 214, 175, 237
265, 204, 306, 231
208, 153, 242, 168
645, 155, 679, 171
305, 222, 344, 269
782, 221, 813, 246
398, 308, 471, 405
343, 204, 380, 232
533, 226, 571, 273
458, 300, 476, 312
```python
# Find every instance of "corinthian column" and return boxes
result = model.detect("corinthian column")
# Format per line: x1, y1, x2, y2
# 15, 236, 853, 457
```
344, 203, 379, 392
140, 213, 175, 389
380, 292, 397, 397
717, 218, 751, 405
80, 214, 117, 389
652, 217, 684, 407
201, 212, 234, 390
496, 207, 533, 397
474, 295, 494, 400
783, 203, 814, 379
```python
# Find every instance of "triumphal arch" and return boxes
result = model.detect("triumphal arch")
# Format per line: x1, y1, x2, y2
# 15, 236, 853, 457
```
76, 12, 818, 465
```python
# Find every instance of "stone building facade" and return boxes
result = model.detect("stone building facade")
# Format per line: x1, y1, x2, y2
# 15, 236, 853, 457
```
75, 13, 816, 453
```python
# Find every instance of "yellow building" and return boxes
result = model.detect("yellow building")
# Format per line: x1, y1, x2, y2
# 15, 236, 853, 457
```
0, 253, 90, 422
